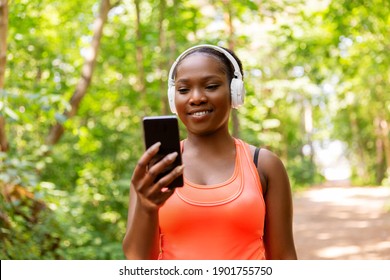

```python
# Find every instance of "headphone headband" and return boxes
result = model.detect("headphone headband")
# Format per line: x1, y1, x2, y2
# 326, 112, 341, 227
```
168, 44, 243, 84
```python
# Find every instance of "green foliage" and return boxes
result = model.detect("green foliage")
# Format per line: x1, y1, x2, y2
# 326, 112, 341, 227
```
1, 0, 388, 259
0, 153, 62, 259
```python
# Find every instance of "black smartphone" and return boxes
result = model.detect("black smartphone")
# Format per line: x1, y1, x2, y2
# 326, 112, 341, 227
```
142, 115, 183, 189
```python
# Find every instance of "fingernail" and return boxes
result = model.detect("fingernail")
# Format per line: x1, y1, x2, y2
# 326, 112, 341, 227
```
167, 152, 178, 160
151, 142, 161, 149
177, 165, 184, 173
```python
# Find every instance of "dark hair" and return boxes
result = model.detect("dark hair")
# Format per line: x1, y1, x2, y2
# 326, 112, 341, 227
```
174, 46, 244, 83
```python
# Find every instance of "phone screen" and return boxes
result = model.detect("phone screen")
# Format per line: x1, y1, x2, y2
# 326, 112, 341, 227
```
142, 116, 183, 189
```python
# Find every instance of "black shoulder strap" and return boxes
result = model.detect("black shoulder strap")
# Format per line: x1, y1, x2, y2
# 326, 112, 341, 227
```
253, 147, 260, 167
253, 147, 267, 195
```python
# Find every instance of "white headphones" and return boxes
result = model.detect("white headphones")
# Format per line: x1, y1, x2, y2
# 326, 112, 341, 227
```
167, 44, 245, 114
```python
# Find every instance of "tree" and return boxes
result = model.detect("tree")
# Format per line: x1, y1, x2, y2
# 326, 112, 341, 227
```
0, 0, 8, 152
46, 0, 114, 146
323, 0, 390, 184
274, 0, 390, 184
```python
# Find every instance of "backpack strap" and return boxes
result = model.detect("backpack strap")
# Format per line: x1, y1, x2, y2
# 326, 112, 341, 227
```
253, 147, 268, 196
253, 147, 260, 167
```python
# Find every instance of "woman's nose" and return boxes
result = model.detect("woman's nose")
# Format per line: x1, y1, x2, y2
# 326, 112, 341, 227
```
189, 88, 207, 105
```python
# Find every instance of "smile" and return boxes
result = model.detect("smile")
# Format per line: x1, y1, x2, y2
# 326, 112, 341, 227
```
189, 110, 212, 116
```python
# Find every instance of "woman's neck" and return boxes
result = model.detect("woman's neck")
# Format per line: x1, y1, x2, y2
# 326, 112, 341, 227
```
184, 129, 235, 153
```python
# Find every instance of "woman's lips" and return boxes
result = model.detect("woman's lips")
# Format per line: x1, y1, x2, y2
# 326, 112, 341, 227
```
188, 109, 213, 116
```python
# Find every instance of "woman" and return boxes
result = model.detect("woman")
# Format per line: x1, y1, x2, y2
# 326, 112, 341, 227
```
123, 44, 297, 260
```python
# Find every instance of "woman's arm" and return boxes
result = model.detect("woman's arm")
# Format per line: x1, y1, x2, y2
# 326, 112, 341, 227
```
122, 142, 184, 259
122, 185, 160, 259
257, 149, 297, 259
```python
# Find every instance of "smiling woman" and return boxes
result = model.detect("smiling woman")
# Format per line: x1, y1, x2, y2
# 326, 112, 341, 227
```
122, 44, 297, 260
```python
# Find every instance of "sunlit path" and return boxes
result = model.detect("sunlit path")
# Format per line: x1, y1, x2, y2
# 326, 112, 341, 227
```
293, 181, 390, 259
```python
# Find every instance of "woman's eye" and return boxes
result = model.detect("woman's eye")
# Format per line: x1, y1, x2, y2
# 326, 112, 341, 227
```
177, 88, 189, 94
206, 84, 219, 90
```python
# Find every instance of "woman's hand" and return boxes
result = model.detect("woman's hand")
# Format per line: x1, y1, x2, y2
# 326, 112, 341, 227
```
130, 142, 184, 213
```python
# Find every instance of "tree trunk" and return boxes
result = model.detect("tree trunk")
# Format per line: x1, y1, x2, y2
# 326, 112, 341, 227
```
134, 0, 146, 98
223, 0, 240, 138
374, 117, 385, 184
350, 112, 369, 182
378, 118, 390, 179
46, 0, 111, 146
0, 0, 8, 152
166, 0, 178, 113
157, 0, 169, 115
0, 0, 7, 88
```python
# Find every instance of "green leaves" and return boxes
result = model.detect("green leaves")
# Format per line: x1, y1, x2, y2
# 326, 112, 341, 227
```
1, 0, 389, 260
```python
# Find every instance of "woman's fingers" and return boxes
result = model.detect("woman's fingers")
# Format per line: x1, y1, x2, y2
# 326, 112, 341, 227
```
130, 142, 184, 209
155, 164, 184, 190
148, 164, 184, 205
148, 164, 184, 194
145, 151, 178, 181
153, 187, 175, 206
142, 151, 182, 192
132, 142, 161, 185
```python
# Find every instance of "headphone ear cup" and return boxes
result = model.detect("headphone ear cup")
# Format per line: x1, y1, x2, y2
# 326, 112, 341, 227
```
230, 78, 245, 108
167, 85, 177, 114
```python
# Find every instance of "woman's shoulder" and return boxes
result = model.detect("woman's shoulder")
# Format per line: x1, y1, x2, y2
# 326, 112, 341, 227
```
245, 142, 282, 163
237, 139, 290, 197
246, 143, 287, 181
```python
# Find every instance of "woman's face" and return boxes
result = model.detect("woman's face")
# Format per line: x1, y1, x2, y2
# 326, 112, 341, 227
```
174, 53, 231, 136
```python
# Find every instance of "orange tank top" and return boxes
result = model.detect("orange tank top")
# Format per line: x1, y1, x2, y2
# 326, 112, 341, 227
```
158, 138, 266, 260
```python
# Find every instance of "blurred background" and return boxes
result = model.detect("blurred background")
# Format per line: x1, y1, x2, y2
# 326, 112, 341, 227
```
0, 0, 389, 259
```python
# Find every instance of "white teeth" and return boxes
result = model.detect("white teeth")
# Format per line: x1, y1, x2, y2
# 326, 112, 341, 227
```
193, 111, 209, 116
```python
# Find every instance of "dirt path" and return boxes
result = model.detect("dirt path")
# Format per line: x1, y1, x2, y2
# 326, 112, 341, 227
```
293, 181, 390, 260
